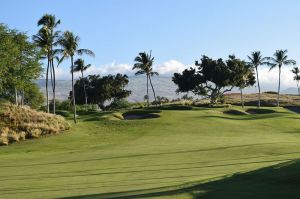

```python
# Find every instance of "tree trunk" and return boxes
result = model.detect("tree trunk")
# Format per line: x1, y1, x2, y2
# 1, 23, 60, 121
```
15, 87, 18, 106
82, 71, 88, 106
277, 66, 281, 107
240, 88, 244, 108
46, 58, 50, 113
146, 75, 149, 106
71, 56, 77, 123
21, 89, 24, 107
255, 67, 261, 108
52, 59, 56, 114
149, 76, 157, 105
297, 80, 300, 96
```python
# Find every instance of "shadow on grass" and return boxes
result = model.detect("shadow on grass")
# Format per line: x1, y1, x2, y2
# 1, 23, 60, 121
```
202, 114, 281, 121
246, 108, 276, 115
59, 159, 300, 199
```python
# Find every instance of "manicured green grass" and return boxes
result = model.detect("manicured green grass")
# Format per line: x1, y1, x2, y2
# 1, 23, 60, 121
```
0, 106, 300, 198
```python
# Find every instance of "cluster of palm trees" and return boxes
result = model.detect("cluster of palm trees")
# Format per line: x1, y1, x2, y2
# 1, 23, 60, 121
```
33, 14, 94, 123
247, 49, 296, 107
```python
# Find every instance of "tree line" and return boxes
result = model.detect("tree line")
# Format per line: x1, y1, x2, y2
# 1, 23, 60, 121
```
173, 50, 297, 107
2, 13, 300, 124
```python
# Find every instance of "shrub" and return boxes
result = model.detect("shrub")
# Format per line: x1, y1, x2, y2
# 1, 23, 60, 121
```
108, 99, 132, 110
0, 102, 70, 145
19, 131, 26, 141
0, 137, 8, 146
28, 129, 42, 138
7, 129, 20, 142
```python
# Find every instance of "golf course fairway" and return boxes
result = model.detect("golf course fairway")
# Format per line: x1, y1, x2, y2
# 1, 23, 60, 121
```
1, 107, 300, 199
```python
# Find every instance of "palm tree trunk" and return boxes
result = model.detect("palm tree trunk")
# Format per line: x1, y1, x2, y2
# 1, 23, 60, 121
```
149, 76, 157, 105
146, 75, 149, 107
277, 66, 281, 107
51, 59, 56, 114
297, 80, 300, 96
46, 58, 50, 113
255, 67, 261, 108
82, 71, 88, 106
71, 56, 77, 123
240, 88, 244, 108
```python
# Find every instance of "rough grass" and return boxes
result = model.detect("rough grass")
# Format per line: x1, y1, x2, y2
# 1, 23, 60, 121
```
225, 92, 300, 106
0, 106, 300, 198
0, 103, 70, 145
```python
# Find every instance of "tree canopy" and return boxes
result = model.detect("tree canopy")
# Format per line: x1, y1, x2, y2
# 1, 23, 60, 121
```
0, 24, 43, 107
173, 55, 254, 103
70, 74, 131, 110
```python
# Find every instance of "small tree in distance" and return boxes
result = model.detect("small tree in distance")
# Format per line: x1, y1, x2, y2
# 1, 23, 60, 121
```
230, 55, 256, 108
291, 67, 300, 96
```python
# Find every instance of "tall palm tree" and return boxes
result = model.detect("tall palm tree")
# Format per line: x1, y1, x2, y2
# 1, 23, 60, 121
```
247, 51, 267, 108
59, 31, 95, 123
73, 58, 91, 106
292, 67, 300, 95
266, 50, 296, 107
34, 14, 61, 113
33, 27, 52, 113
133, 51, 158, 106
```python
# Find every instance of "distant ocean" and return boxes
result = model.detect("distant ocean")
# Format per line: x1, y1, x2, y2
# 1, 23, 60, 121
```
35, 76, 298, 102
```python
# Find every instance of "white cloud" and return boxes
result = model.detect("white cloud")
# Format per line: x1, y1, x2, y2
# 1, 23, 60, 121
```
258, 66, 295, 88
154, 60, 187, 75
54, 60, 188, 79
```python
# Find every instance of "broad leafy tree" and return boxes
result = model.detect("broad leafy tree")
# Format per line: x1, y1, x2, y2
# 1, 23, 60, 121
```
71, 74, 131, 110
266, 50, 296, 107
0, 24, 43, 107
173, 55, 254, 104
230, 56, 255, 108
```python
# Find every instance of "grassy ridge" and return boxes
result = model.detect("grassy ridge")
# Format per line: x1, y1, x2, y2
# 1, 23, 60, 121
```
0, 106, 300, 198
225, 92, 300, 106
0, 103, 70, 145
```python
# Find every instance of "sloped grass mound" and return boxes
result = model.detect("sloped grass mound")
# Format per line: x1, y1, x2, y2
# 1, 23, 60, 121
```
0, 103, 70, 146
123, 110, 161, 120
223, 109, 248, 115
246, 108, 276, 114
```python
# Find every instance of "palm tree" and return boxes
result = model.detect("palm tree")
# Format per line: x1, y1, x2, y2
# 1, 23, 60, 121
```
133, 51, 158, 106
266, 50, 296, 107
73, 58, 91, 106
33, 28, 52, 113
291, 67, 300, 95
59, 31, 95, 123
34, 14, 61, 113
247, 51, 267, 108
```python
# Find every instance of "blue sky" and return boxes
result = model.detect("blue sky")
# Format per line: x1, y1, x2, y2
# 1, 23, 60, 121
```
1, 0, 300, 87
